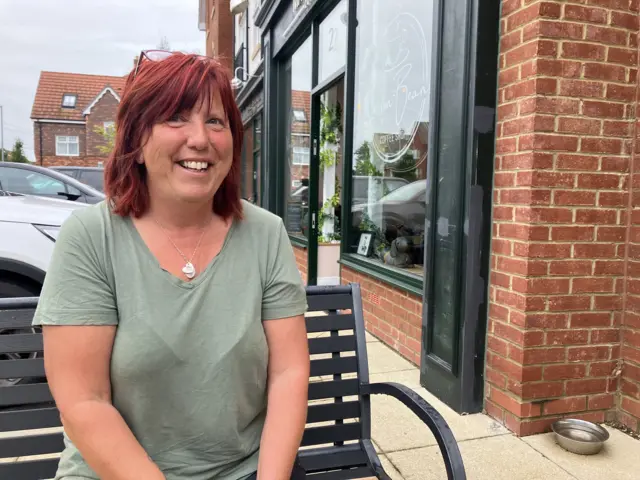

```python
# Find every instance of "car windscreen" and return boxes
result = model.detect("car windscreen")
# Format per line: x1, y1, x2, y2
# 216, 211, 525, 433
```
79, 171, 104, 192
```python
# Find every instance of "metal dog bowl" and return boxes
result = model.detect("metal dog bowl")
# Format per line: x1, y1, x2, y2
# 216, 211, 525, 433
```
551, 419, 610, 455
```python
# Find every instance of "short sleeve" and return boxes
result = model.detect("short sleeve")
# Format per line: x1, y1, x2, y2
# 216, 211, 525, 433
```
32, 212, 118, 327
262, 220, 308, 321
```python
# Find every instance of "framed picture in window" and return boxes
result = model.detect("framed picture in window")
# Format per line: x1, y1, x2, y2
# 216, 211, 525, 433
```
357, 232, 374, 257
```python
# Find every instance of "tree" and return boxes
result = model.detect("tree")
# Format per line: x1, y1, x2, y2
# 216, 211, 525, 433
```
93, 124, 116, 155
157, 36, 171, 50
8, 139, 29, 163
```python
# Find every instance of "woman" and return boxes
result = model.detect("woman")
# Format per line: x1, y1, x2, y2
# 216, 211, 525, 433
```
33, 51, 310, 480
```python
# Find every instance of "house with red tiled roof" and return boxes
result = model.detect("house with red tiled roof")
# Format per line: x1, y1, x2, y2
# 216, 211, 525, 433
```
30, 71, 126, 167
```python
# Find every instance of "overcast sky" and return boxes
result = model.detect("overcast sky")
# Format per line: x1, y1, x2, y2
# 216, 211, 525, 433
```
0, 0, 204, 161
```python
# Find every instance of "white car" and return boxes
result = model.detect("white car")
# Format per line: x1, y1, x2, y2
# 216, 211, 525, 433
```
0, 192, 88, 297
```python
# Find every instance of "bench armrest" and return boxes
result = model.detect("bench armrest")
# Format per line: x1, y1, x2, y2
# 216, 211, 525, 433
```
362, 382, 466, 480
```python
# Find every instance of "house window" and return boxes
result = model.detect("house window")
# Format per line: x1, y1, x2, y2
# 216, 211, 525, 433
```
292, 146, 310, 165
62, 94, 77, 108
56, 136, 80, 156
293, 109, 306, 122
103, 121, 115, 133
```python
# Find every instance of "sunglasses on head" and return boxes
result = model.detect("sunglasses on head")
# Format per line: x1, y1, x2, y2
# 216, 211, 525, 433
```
133, 50, 215, 78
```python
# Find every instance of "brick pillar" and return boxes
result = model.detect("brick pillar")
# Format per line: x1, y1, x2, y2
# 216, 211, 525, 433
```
487, 0, 639, 436
622, 35, 640, 431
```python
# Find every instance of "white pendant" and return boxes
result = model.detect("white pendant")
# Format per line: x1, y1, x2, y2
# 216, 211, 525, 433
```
182, 262, 196, 279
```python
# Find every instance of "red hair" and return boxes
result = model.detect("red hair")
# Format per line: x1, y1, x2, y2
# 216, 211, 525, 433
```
104, 53, 244, 220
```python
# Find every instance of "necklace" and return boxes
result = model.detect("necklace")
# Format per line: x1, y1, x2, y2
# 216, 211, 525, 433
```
153, 218, 210, 280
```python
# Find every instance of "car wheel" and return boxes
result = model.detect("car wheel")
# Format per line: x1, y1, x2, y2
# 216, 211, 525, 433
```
0, 276, 43, 387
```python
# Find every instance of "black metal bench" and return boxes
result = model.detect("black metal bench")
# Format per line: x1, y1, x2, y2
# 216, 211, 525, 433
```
0, 284, 466, 479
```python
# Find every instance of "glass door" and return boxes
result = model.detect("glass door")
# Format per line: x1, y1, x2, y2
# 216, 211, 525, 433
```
308, 78, 345, 285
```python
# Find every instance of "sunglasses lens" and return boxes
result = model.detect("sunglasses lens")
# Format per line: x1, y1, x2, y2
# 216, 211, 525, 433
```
145, 51, 173, 62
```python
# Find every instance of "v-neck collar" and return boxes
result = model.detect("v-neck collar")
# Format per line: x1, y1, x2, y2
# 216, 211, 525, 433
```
125, 214, 238, 290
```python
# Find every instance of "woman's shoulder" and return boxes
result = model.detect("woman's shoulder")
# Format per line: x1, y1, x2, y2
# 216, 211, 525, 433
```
59, 200, 121, 242
239, 200, 284, 232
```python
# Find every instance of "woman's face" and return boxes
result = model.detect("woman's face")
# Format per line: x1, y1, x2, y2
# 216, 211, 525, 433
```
141, 90, 234, 206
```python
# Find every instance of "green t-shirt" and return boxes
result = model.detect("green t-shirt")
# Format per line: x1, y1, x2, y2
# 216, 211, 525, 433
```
32, 200, 308, 480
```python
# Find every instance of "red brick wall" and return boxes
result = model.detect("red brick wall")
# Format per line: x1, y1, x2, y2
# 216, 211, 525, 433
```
42, 157, 105, 167
622, 53, 640, 430
205, 0, 233, 71
487, 0, 639, 436
342, 267, 422, 366
293, 245, 308, 285
86, 92, 118, 157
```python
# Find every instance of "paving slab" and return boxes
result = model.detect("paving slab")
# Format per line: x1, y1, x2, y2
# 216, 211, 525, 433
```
370, 371, 508, 452
380, 454, 405, 479
369, 367, 421, 387
522, 426, 640, 480
389, 435, 577, 480
365, 342, 416, 375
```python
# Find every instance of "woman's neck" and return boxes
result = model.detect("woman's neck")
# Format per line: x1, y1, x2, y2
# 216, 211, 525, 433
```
145, 197, 216, 232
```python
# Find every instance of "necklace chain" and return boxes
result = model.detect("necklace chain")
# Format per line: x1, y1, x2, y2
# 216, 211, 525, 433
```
153, 219, 209, 279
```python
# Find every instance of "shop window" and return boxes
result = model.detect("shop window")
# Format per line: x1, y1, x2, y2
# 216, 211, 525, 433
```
347, 0, 434, 278
318, 0, 347, 83
284, 36, 312, 240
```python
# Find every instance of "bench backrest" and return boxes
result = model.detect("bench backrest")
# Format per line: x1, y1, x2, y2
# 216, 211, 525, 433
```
0, 284, 372, 479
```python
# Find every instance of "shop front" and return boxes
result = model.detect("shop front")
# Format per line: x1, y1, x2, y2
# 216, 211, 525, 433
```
255, 0, 500, 414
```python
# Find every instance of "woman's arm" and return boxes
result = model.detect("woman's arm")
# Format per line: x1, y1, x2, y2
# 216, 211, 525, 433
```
43, 324, 165, 480
257, 315, 310, 480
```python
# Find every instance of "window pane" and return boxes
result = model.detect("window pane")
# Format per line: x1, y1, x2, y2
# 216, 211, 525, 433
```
349, 0, 433, 280
69, 142, 79, 156
79, 171, 104, 191
0, 168, 64, 196
284, 37, 312, 239
319, 0, 348, 83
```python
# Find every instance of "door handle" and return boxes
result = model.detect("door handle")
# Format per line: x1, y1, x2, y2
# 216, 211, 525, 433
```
311, 212, 316, 230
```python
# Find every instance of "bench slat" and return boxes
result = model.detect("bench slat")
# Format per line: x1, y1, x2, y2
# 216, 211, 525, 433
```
0, 383, 54, 407
0, 358, 46, 380
301, 423, 361, 447
305, 314, 355, 333
307, 294, 353, 312
0, 407, 61, 433
298, 443, 369, 472
308, 336, 356, 355
308, 379, 359, 400
0, 309, 37, 329
304, 468, 375, 480
0, 432, 64, 457
307, 401, 360, 424
0, 458, 59, 480
0, 333, 43, 354
310, 357, 358, 377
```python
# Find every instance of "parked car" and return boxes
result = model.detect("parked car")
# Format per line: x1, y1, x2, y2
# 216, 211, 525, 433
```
51, 165, 105, 192
0, 194, 88, 386
0, 162, 105, 203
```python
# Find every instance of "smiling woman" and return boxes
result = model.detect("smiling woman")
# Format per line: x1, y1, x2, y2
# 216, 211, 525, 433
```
31, 51, 310, 480
105, 52, 244, 220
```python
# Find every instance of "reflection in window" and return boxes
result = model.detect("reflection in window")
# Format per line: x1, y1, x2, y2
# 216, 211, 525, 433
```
284, 37, 312, 239
293, 109, 306, 122
349, 0, 433, 278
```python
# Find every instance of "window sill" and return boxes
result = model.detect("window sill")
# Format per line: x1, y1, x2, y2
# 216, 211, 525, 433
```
288, 234, 308, 249
339, 253, 424, 297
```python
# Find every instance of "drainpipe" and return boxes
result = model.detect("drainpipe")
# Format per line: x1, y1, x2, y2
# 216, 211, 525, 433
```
39, 122, 43, 166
